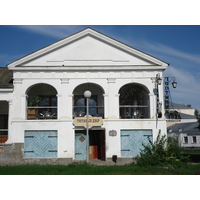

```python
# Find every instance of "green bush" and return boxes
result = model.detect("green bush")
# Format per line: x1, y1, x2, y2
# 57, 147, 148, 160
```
136, 130, 189, 168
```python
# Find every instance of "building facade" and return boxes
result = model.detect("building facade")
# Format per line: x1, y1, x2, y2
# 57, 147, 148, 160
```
0, 28, 168, 164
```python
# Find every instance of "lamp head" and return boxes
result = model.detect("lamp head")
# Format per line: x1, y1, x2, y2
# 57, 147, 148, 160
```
84, 90, 92, 98
156, 73, 162, 85
172, 81, 177, 88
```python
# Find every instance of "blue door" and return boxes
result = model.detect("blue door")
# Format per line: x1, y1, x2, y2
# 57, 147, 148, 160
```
121, 130, 152, 157
75, 131, 87, 160
24, 130, 57, 158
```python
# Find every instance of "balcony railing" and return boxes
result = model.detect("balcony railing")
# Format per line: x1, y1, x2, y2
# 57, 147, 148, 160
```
73, 106, 104, 118
27, 107, 57, 120
119, 105, 149, 119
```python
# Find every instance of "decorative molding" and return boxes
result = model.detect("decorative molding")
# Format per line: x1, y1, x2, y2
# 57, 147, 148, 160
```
13, 78, 23, 84
107, 78, 116, 83
61, 78, 70, 84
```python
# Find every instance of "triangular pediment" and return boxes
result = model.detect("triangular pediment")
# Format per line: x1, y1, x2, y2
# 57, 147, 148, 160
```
7, 28, 168, 70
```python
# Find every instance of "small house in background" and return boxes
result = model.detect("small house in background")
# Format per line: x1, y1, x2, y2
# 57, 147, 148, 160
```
0, 28, 169, 165
165, 102, 196, 121
168, 122, 200, 148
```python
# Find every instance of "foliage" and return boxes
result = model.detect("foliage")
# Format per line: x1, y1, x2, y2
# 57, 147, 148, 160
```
136, 130, 190, 168
195, 109, 200, 128
28, 96, 42, 106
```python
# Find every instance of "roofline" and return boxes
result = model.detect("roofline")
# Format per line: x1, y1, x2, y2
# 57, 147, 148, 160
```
6, 28, 90, 67
7, 27, 169, 69
89, 28, 169, 66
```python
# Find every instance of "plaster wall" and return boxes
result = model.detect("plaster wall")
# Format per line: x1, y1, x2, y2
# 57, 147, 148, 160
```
7, 69, 166, 159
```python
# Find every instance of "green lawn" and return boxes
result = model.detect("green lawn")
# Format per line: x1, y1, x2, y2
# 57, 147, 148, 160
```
0, 163, 200, 175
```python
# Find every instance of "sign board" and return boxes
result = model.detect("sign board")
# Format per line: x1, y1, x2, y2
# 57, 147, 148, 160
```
109, 130, 117, 136
73, 115, 103, 129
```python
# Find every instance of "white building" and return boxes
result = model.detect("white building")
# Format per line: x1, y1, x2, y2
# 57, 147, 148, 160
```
0, 28, 168, 164
168, 122, 200, 149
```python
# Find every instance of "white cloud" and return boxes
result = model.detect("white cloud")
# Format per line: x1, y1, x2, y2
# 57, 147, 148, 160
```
17, 25, 86, 38
164, 66, 200, 110
129, 39, 200, 66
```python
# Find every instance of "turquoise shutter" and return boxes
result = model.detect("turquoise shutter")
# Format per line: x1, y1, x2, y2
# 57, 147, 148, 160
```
121, 130, 152, 157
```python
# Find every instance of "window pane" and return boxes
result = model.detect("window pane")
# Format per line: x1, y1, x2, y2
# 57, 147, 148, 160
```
76, 98, 85, 107
39, 97, 49, 106
51, 97, 57, 106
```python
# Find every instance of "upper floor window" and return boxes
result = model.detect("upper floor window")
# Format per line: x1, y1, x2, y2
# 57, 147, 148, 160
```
184, 136, 188, 143
119, 83, 150, 119
26, 84, 57, 120
73, 83, 104, 118
192, 136, 197, 143
74, 95, 98, 117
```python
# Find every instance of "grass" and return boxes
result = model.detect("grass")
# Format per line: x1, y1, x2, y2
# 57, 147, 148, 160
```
0, 162, 200, 175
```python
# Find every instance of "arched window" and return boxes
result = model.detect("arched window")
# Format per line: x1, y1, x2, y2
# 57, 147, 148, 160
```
26, 83, 57, 120
73, 83, 104, 118
119, 83, 150, 119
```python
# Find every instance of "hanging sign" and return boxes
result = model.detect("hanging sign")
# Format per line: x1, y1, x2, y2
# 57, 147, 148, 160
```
73, 115, 103, 129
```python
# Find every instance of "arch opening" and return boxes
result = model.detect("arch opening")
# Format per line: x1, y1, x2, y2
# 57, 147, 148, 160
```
119, 83, 150, 119
26, 83, 58, 120
73, 83, 104, 118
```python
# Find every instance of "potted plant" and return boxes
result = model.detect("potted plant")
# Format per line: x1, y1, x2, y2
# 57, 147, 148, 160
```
27, 96, 43, 119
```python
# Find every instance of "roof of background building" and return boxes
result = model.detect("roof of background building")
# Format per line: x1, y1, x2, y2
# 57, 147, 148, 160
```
179, 113, 196, 119
169, 102, 194, 110
168, 122, 200, 135
0, 67, 13, 88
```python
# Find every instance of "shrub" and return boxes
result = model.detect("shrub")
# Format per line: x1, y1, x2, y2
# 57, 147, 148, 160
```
136, 130, 189, 168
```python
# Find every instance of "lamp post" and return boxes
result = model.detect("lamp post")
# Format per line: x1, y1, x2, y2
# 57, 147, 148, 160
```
84, 90, 92, 163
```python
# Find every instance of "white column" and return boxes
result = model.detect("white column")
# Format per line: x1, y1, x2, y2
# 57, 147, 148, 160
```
21, 94, 27, 120
6, 100, 13, 143
107, 78, 118, 119
12, 78, 23, 120
103, 94, 109, 119
60, 79, 72, 119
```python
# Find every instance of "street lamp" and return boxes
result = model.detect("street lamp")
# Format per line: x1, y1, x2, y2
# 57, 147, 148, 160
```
156, 73, 162, 85
172, 80, 177, 88
164, 76, 177, 111
84, 90, 92, 163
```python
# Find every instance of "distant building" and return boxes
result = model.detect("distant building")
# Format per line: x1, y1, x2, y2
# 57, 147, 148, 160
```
168, 122, 200, 148
166, 102, 196, 122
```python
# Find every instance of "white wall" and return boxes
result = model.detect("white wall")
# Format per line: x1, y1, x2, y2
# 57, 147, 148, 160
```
6, 69, 167, 159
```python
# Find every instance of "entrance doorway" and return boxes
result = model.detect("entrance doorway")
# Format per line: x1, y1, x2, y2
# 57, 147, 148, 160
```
75, 129, 105, 161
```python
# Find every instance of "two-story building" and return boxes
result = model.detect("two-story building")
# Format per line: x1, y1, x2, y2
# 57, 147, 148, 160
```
0, 28, 168, 164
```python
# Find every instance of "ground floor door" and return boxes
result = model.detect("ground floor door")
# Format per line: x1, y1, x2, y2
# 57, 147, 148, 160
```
75, 131, 87, 160
120, 130, 152, 157
75, 130, 105, 161
24, 130, 57, 158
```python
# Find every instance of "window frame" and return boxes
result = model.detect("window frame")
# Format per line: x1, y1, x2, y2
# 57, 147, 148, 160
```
27, 95, 57, 120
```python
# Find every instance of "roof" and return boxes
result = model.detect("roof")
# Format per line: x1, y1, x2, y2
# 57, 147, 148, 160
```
169, 102, 194, 110
168, 122, 200, 135
7, 27, 169, 70
0, 67, 13, 88
178, 113, 196, 119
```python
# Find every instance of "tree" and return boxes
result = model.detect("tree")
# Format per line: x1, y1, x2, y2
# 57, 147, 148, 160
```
195, 109, 200, 128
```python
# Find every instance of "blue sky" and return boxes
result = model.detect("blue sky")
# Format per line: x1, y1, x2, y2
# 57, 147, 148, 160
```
1, 25, 200, 111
